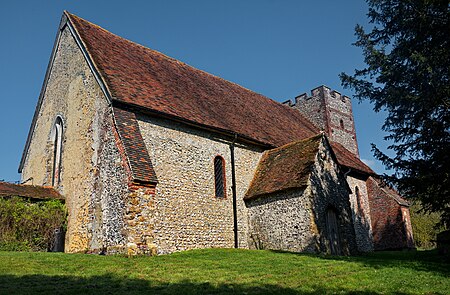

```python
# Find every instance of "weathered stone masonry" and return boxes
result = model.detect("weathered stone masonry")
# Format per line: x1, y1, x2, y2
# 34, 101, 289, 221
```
137, 114, 263, 254
308, 139, 357, 255
245, 137, 357, 255
20, 25, 130, 253
285, 85, 359, 157
246, 188, 316, 252
19, 12, 414, 255
345, 175, 373, 252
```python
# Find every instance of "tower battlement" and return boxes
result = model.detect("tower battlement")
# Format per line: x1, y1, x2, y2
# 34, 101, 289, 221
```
282, 85, 350, 108
284, 85, 359, 157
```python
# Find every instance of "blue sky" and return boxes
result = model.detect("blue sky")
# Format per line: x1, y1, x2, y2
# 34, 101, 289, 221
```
0, 0, 390, 182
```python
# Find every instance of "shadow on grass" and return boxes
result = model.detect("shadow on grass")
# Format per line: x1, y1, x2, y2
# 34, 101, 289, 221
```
0, 274, 415, 295
270, 249, 450, 277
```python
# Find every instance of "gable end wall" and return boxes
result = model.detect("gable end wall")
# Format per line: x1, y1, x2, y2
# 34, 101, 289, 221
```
20, 25, 129, 253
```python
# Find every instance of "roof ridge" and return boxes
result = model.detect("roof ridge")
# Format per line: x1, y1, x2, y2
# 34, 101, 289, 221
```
65, 11, 280, 104
265, 133, 323, 154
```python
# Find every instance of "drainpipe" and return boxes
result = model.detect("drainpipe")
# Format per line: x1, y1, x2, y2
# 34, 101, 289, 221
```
230, 133, 238, 248
344, 168, 352, 178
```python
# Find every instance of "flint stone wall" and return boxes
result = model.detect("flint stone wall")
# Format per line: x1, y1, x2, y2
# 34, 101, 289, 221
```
309, 139, 357, 255
21, 25, 129, 253
137, 114, 263, 254
246, 139, 357, 255
346, 175, 374, 252
246, 188, 316, 252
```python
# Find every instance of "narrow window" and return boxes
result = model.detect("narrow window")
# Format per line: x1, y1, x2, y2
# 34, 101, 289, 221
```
339, 119, 344, 129
355, 186, 364, 216
52, 117, 63, 186
214, 156, 225, 198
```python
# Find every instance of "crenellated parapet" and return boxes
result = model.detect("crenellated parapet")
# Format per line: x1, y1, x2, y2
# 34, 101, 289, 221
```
283, 85, 359, 157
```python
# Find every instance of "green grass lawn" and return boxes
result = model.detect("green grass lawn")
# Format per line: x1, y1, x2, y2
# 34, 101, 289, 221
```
0, 249, 448, 294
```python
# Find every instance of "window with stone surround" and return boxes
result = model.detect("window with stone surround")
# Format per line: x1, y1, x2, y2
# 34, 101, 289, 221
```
214, 156, 226, 198
52, 116, 63, 186
340, 119, 344, 129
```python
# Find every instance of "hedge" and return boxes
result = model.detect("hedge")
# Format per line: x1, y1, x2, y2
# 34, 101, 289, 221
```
0, 196, 67, 251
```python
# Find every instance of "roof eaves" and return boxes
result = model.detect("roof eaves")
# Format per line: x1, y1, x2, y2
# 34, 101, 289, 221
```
243, 185, 309, 201
113, 100, 275, 150
0, 181, 64, 200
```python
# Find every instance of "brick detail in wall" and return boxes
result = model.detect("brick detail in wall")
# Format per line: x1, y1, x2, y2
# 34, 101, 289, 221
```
366, 177, 414, 250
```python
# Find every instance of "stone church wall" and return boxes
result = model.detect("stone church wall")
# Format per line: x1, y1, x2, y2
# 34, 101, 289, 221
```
137, 115, 263, 254
346, 175, 374, 252
21, 26, 129, 253
308, 139, 357, 255
246, 188, 316, 252
246, 139, 357, 255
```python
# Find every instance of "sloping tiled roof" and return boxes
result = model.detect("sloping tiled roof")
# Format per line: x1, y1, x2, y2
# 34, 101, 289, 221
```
0, 181, 63, 200
64, 12, 374, 179
245, 134, 323, 200
113, 107, 158, 184
367, 177, 409, 206
330, 142, 375, 176
66, 12, 319, 147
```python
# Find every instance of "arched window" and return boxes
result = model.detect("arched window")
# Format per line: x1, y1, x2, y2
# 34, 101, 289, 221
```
339, 119, 344, 129
52, 117, 63, 186
214, 156, 226, 198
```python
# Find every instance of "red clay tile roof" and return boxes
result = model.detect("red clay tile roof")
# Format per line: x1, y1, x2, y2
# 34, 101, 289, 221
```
367, 177, 409, 207
65, 12, 375, 178
0, 181, 63, 200
245, 134, 323, 200
66, 12, 319, 147
113, 107, 157, 184
330, 142, 375, 176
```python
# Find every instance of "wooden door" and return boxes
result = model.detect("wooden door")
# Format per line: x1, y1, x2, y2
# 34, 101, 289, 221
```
326, 208, 341, 255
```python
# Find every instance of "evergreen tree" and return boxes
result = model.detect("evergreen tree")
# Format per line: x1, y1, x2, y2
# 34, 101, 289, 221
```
340, 0, 449, 226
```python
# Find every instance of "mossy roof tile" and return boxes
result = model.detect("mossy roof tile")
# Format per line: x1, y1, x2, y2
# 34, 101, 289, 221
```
245, 134, 323, 200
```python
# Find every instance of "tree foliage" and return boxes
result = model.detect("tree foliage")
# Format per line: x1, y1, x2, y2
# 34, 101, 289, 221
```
0, 197, 67, 251
340, 0, 450, 226
409, 200, 445, 248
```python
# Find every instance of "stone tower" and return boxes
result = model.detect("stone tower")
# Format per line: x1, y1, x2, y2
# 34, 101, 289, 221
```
283, 85, 359, 156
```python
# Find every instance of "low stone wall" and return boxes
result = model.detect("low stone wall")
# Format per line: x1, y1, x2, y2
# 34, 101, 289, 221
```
246, 188, 316, 252
121, 185, 157, 255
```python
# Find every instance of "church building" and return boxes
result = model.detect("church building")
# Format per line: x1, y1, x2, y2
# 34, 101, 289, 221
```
18, 12, 414, 255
